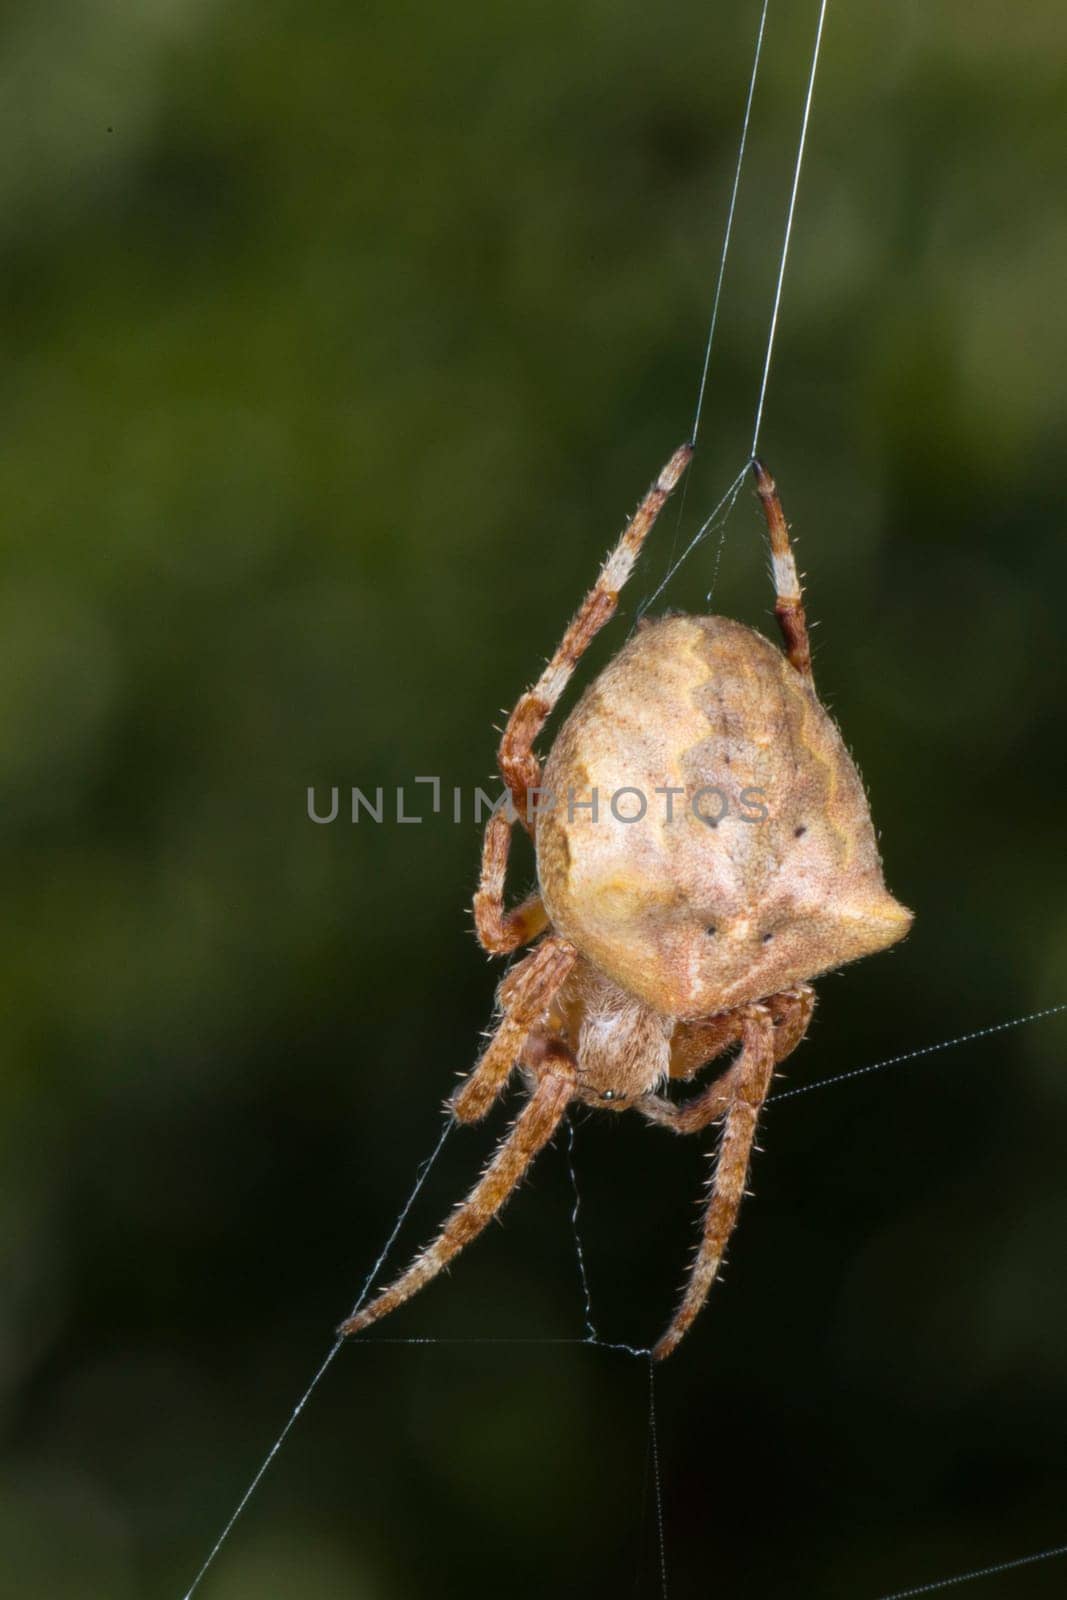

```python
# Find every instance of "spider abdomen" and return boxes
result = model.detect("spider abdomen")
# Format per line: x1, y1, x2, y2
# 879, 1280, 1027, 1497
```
537, 614, 911, 1020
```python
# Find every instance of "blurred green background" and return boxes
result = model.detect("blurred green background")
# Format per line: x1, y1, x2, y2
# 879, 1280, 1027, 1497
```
2, 2, 1066, 1597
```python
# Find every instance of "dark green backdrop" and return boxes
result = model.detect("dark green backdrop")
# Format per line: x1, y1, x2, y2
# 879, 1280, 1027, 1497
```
2, 2, 1066, 1597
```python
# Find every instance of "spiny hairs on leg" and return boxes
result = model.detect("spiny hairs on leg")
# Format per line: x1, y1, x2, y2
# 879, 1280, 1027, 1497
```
340, 1060, 575, 1339
450, 936, 577, 1124
497, 442, 692, 821
653, 1009, 776, 1361
637, 1058, 743, 1135
751, 457, 813, 684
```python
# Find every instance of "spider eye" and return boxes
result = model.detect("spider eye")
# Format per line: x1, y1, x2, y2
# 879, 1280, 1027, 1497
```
761, 931, 775, 943
601, 1089, 624, 1102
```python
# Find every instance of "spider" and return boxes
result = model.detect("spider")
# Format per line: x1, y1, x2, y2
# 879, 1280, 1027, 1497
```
342, 445, 912, 1359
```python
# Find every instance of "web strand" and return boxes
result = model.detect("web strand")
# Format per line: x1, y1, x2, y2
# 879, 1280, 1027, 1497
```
566, 1112, 599, 1342
635, 464, 748, 624
642, 1, 832, 618
647, 1356, 670, 1600
662, 0, 769, 579
872, 1539, 1067, 1600
750, 0, 829, 457
770, 1001, 1067, 1105
690, 0, 771, 449
179, 1114, 455, 1600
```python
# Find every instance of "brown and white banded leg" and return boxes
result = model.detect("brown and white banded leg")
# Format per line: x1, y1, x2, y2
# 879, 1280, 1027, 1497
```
472, 444, 692, 955
752, 458, 813, 684
341, 1047, 576, 1339
499, 442, 692, 824
470, 444, 687, 947
653, 1005, 777, 1361
450, 935, 578, 1123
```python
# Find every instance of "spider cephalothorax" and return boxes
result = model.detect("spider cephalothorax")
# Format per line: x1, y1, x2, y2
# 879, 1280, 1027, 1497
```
342, 446, 911, 1359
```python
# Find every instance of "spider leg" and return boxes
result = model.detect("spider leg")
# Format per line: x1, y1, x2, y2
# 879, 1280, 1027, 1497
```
667, 1012, 745, 1083
340, 1047, 576, 1339
451, 934, 578, 1123
640, 987, 814, 1134
653, 1005, 777, 1361
638, 1057, 744, 1134
473, 807, 549, 954
752, 458, 813, 684
499, 442, 692, 826
472, 444, 691, 955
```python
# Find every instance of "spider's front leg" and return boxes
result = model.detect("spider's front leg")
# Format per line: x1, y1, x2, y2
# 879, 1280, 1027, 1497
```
340, 1041, 577, 1341
473, 444, 692, 958
752, 458, 813, 684
499, 442, 692, 819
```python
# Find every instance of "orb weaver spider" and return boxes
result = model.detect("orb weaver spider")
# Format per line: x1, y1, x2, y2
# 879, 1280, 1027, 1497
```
342, 445, 911, 1359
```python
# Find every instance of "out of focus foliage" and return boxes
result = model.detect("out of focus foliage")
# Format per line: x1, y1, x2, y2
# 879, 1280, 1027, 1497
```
2, 3, 1066, 1597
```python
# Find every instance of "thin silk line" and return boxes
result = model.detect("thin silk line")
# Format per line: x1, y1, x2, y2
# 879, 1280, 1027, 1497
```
647, 1356, 670, 1600
690, 0, 772, 449
663, 0, 771, 579
181, 1340, 344, 1600
340, 1115, 458, 1323
770, 1002, 1067, 1105
750, 0, 830, 458
179, 1115, 456, 1600
703, 467, 749, 608
566, 1113, 598, 1342
872, 1540, 1067, 1600
349, 1336, 650, 1353
635, 464, 749, 624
